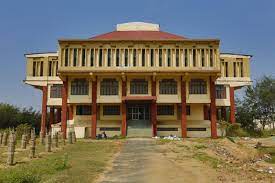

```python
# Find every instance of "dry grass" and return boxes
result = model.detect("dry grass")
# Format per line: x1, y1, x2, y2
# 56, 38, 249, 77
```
0, 139, 121, 183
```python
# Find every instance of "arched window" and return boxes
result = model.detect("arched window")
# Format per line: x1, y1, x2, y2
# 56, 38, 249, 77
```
159, 79, 177, 94
71, 79, 89, 95
100, 79, 119, 95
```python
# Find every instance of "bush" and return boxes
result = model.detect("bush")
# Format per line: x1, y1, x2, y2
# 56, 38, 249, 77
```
226, 123, 248, 137
218, 120, 231, 137
246, 129, 264, 137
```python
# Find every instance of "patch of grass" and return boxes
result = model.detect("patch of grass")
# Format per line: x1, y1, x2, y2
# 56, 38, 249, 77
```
0, 140, 120, 183
2, 170, 41, 183
259, 147, 275, 164
177, 144, 191, 150
193, 152, 221, 168
226, 136, 236, 143
194, 144, 207, 149
156, 139, 173, 145
108, 135, 126, 140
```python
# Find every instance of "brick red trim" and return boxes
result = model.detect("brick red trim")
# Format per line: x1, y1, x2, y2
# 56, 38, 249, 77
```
181, 80, 187, 138
151, 101, 157, 137
230, 87, 236, 123
91, 80, 97, 139
68, 106, 73, 120
49, 107, 54, 129
210, 77, 218, 138
121, 102, 127, 136
122, 80, 126, 96
121, 80, 127, 137
41, 86, 47, 137
61, 80, 68, 139
151, 78, 157, 137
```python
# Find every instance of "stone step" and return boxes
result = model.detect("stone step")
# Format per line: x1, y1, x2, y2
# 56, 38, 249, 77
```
127, 128, 152, 137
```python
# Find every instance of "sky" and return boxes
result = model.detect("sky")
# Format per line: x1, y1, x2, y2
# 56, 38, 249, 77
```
0, 0, 274, 110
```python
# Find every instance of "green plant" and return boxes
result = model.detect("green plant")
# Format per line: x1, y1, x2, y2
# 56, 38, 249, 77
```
226, 136, 236, 143
193, 152, 221, 168
226, 123, 248, 137
194, 144, 207, 149
218, 120, 231, 137
1, 171, 41, 183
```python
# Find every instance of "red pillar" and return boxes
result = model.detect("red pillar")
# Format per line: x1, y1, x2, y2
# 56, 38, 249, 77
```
121, 80, 127, 137
56, 108, 61, 123
41, 86, 48, 137
230, 87, 236, 123
121, 102, 127, 137
91, 79, 97, 139
151, 78, 157, 137
61, 80, 68, 139
210, 77, 218, 138
181, 79, 187, 138
68, 106, 73, 120
49, 107, 54, 130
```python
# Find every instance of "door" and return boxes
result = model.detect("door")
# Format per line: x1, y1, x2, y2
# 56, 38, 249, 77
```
128, 105, 146, 120
127, 104, 151, 137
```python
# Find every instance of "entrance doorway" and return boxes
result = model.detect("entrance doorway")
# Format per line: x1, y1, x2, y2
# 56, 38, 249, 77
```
126, 103, 151, 137
128, 105, 148, 120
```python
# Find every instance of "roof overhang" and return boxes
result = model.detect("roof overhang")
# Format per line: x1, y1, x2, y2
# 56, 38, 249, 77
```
220, 53, 252, 58
24, 52, 58, 58
58, 39, 220, 43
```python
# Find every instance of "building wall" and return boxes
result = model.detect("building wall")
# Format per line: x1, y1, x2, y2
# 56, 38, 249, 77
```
24, 40, 252, 138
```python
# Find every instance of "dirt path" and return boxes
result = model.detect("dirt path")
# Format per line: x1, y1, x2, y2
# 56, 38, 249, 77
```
97, 138, 218, 183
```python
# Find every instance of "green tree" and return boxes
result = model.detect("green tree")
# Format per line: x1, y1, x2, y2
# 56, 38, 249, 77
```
0, 103, 41, 131
236, 75, 275, 131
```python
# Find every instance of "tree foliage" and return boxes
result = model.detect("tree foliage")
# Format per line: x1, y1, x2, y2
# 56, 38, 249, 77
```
236, 75, 275, 131
0, 103, 41, 130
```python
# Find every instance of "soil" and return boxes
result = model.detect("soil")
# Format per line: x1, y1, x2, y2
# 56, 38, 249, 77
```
97, 138, 275, 183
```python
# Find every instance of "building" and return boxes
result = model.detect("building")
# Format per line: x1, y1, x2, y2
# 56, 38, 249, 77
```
24, 22, 252, 138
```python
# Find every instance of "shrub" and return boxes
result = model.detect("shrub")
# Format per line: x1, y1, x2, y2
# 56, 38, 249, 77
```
218, 120, 231, 137
226, 123, 248, 137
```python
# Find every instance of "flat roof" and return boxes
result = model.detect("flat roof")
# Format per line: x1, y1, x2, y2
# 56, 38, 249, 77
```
24, 52, 58, 58
220, 52, 253, 58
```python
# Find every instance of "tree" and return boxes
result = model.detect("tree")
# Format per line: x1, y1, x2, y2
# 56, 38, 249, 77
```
0, 103, 41, 131
236, 75, 275, 131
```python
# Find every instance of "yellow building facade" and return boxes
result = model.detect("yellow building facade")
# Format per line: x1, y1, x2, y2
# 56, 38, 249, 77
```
24, 22, 252, 138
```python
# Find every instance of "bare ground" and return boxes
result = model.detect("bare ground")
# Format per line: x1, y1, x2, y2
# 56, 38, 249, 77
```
97, 138, 275, 183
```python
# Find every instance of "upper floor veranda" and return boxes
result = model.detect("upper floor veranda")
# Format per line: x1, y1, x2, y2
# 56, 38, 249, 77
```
24, 22, 252, 88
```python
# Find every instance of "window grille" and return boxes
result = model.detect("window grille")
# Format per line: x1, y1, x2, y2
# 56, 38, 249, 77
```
100, 79, 119, 95
159, 79, 177, 94
71, 79, 89, 95
157, 105, 174, 115
130, 79, 148, 94
189, 79, 207, 94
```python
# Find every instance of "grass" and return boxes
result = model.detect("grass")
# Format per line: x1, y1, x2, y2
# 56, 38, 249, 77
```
193, 151, 221, 168
156, 139, 173, 145
193, 144, 207, 149
0, 139, 121, 183
259, 146, 275, 164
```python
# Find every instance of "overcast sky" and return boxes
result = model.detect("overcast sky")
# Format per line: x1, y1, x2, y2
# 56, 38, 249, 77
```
0, 0, 274, 110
